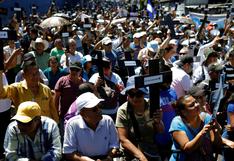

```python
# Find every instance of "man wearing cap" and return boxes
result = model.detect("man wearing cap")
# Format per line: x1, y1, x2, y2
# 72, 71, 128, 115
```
54, 62, 84, 134
4, 101, 61, 161
29, 37, 50, 71
0, 61, 59, 122
15, 51, 49, 85
116, 75, 164, 161
171, 55, 194, 98
63, 92, 120, 161
130, 32, 145, 60
192, 49, 218, 85
137, 40, 159, 61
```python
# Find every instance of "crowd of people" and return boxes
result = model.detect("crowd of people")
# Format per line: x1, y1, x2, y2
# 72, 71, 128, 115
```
1, 0, 234, 161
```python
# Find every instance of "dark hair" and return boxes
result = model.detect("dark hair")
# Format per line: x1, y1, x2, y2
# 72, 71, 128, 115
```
48, 56, 59, 67
127, 88, 145, 98
172, 95, 191, 117
164, 44, 175, 53
78, 82, 95, 96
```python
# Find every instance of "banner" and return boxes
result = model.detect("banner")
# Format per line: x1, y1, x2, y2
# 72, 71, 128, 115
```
189, 12, 226, 29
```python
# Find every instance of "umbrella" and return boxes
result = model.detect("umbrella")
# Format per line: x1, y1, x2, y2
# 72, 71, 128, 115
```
174, 17, 195, 25
40, 16, 71, 28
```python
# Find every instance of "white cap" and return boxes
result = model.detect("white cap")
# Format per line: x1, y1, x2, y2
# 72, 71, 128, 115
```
169, 39, 178, 45
133, 32, 142, 39
102, 37, 112, 45
147, 40, 159, 53
75, 92, 104, 113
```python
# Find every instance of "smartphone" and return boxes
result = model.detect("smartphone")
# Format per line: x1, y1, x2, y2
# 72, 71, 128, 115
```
15, 41, 21, 49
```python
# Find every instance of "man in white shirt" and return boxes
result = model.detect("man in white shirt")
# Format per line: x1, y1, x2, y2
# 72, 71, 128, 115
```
171, 55, 194, 98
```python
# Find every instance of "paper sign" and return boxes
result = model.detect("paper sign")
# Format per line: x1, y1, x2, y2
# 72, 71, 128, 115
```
144, 75, 163, 86
0, 31, 8, 39
124, 61, 137, 67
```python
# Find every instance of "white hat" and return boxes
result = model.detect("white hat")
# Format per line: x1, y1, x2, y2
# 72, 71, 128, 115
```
133, 32, 142, 39
147, 40, 159, 53
76, 92, 104, 113
121, 76, 148, 95
32, 38, 49, 51
169, 39, 178, 45
102, 37, 112, 45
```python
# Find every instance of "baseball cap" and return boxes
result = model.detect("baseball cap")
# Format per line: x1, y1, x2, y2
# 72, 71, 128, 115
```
121, 75, 148, 95
147, 40, 159, 53
177, 55, 194, 65
102, 37, 112, 45
76, 92, 104, 113
204, 48, 218, 59
133, 32, 142, 39
188, 86, 205, 97
82, 55, 92, 65
70, 62, 82, 70
11, 101, 41, 123
208, 63, 223, 72
23, 52, 36, 61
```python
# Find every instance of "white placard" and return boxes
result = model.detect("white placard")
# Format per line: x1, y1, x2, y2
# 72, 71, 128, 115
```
14, 8, 22, 11
0, 31, 8, 39
62, 32, 69, 37
144, 75, 163, 86
124, 61, 136, 67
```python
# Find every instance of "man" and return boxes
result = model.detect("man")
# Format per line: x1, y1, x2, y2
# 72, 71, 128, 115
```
192, 49, 218, 85
15, 52, 49, 85
116, 76, 164, 161
54, 62, 84, 133
4, 101, 62, 161
89, 57, 124, 118
30, 37, 50, 71
50, 39, 64, 62
0, 60, 59, 122
171, 55, 194, 98
63, 92, 120, 161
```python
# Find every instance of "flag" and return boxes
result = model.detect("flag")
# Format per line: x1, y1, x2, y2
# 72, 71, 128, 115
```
147, 0, 155, 20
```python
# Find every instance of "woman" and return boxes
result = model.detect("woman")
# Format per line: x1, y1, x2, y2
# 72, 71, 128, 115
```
43, 56, 67, 90
169, 95, 222, 161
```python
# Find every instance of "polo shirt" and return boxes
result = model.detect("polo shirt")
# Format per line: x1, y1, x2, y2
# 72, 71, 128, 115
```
63, 115, 119, 157
0, 80, 59, 122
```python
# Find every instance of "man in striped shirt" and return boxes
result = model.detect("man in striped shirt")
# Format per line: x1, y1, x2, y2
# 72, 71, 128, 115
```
4, 101, 62, 161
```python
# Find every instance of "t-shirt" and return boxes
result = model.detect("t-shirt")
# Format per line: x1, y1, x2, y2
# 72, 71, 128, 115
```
55, 75, 84, 118
169, 112, 212, 161
50, 48, 65, 62
115, 101, 155, 145
171, 66, 192, 98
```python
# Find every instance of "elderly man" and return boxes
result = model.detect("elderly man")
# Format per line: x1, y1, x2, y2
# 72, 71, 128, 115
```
0, 59, 59, 122
4, 101, 62, 161
63, 92, 120, 161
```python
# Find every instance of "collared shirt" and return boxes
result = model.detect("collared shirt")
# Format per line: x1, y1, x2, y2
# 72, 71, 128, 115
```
63, 115, 119, 157
0, 80, 59, 122
4, 116, 62, 161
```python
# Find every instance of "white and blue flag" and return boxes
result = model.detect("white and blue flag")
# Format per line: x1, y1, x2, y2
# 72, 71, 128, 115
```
147, 0, 156, 20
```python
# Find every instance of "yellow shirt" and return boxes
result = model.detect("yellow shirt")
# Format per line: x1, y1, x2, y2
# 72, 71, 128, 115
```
0, 80, 59, 123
